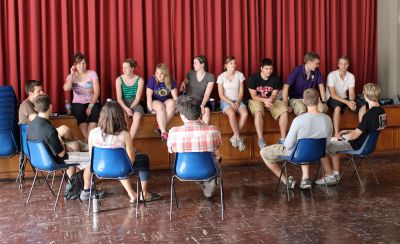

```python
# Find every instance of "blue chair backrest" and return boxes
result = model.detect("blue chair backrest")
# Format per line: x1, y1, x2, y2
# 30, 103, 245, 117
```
174, 152, 217, 180
0, 129, 18, 157
20, 124, 29, 157
289, 138, 327, 163
91, 146, 134, 179
0, 85, 14, 92
355, 131, 380, 156
26, 141, 58, 171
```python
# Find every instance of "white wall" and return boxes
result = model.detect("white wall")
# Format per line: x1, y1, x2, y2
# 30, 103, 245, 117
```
378, 0, 400, 98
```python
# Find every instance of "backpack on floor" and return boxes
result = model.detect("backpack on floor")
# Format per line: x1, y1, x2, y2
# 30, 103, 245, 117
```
64, 170, 84, 200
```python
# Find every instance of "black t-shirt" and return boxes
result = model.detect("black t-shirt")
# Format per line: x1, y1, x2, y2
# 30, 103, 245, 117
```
27, 116, 67, 162
247, 73, 282, 98
349, 107, 387, 150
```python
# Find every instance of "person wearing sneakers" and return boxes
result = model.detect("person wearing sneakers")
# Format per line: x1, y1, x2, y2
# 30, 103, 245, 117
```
19, 79, 87, 152
87, 101, 161, 203
248, 58, 289, 149
283, 51, 328, 117
180, 55, 215, 125
326, 56, 367, 138
315, 83, 387, 186
27, 95, 95, 194
167, 95, 222, 198
217, 56, 248, 151
115, 58, 145, 140
146, 63, 178, 142
260, 88, 333, 190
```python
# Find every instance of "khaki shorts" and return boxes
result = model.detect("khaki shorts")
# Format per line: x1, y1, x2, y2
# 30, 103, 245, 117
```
248, 99, 288, 120
289, 99, 328, 116
327, 140, 353, 155
260, 144, 290, 163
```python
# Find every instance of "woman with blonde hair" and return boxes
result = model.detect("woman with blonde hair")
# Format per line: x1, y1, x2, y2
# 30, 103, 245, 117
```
115, 58, 145, 140
146, 63, 178, 141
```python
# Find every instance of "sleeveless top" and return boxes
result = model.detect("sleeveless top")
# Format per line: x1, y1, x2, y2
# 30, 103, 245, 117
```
120, 76, 140, 99
89, 127, 126, 149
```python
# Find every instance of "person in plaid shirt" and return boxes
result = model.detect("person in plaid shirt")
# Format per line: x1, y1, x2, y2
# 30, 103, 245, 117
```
167, 95, 222, 198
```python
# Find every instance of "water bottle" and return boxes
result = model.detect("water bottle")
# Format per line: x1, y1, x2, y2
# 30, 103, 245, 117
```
92, 194, 100, 213
65, 100, 71, 115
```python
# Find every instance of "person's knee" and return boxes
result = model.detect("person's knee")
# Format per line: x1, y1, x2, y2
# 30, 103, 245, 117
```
334, 106, 341, 114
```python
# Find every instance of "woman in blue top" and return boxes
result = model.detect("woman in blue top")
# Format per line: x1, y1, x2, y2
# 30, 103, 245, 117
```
146, 63, 178, 141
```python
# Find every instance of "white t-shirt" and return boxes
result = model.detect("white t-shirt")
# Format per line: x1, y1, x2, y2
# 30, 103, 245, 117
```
326, 70, 355, 99
216, 71, 245, 101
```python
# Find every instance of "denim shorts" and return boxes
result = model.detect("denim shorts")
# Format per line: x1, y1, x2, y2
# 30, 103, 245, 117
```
220, 101, 246, 112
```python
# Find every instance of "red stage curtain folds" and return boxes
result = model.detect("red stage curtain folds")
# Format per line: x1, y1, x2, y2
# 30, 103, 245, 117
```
0, 0, 377, 111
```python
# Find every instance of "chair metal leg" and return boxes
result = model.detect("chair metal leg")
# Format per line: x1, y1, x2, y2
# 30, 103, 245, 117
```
172, 178, 179, 209
54, 170, 65, 210
275, 163, 286, 192
320, 165, 330, 198
284, 163, 290, 202
169, 176, 175, 221
26, 171, 38, 203
39, 171, 56, 197
314, 164, 321, 183
367, 157, 379, 184
45, 172, 50, 186
220, 177, 224, 221
351, 157, 364, 192
17, 156, 27, 189
87, 174, 94, 216
351, 159, 362, 179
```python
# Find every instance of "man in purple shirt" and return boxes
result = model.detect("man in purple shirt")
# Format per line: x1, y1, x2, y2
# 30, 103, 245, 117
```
282, 52, 328, 116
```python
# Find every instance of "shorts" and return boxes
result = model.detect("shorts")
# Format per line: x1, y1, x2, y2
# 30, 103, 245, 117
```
260, 144, 290, 163
326, 140, 353, 155
327, 98, 367, 114
248, 99, 288, 120
289, 99, 328, 116
123, 98, 144, 115
220, 101, 246, 113
71, 102, 101, 125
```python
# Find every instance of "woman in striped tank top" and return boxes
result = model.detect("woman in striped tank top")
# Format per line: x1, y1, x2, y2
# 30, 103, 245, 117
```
115, 58, 145, 140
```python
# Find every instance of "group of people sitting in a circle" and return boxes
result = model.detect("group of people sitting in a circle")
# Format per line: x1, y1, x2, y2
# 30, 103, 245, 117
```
18, 51, 387, 203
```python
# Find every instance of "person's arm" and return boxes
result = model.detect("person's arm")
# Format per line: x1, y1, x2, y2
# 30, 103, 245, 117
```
237, 80, 244, 104
48, 129, 66, 158
146, 87, 154, 113
86, 77, 100, 116
328, 86, 350, 105
171, 88, 178, 101
28, 113, 37, 121
124, 131, 136, 164
201, 82, 214, 107
116, 78, 133, 116
269, 89, 279, 103
167, 129, 176, 153
63, 66, 77, 91
130, 78, 144, 108
282, 84, 290, 105
283, 118, 299, 150
318, 83, 327, 102
341, 128, 363, 141
348, 87, 356, 102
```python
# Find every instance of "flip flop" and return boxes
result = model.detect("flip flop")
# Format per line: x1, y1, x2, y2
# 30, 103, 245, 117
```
139, 192, 162, 202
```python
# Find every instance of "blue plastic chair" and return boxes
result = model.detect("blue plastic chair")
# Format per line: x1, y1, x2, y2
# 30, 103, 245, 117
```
0, 129, 18, 157
336, 131, 380, 192
26, 141, 79, 210
276, 138, 328, 201
16, 124, 32, 188
88, 146, 145, 217
169, 152, 224, 220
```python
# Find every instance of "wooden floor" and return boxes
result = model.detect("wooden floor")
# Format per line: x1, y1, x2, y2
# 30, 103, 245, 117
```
1, 154, 400, 243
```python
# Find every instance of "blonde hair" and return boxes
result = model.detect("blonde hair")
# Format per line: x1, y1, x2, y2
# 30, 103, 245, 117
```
155, 63, 171, 90
363, 83, 381, 102
303, 88, 319, 106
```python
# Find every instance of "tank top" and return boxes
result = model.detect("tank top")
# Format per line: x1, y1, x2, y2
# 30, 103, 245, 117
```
121, 76, 140, 99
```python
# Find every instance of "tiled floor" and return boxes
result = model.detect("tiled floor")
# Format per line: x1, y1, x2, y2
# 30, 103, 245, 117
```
1, 154, 400, 243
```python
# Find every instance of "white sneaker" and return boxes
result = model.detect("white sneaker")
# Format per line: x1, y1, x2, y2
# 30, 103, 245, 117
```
237, 138, 245, 152
315, 175, 337, 186
229, 136, 238, 148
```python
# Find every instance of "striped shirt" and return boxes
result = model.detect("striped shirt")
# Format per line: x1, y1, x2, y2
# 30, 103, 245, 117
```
121, 76, 140, 99
167, 120, 221, 157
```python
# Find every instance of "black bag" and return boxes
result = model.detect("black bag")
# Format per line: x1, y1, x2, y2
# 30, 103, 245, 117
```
64, 170, 84, 200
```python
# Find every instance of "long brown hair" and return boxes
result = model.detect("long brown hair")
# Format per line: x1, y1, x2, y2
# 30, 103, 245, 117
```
98, 101, 127, 137
154, 63, 171, 90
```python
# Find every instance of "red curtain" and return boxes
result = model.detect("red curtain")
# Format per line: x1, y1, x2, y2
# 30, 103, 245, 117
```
0, 0, 377, 111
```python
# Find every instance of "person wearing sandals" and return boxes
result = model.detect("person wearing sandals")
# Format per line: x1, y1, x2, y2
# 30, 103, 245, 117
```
146, 63, 178, 142
87, 101, 161, 203
260, 88, 332, 190
115, 58, 145, 140
63, 52, 101, 141
180, 55, 215, 125
248, 58, 289, 149
217, 56, 248, 151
